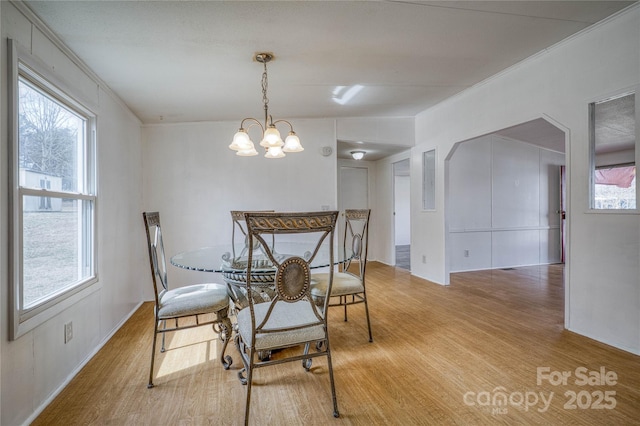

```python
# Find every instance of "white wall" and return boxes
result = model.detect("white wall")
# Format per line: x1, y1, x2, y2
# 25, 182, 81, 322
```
412, 5, 640, 354
142, 119, 338, 290
0, 4, 145, 425
448, 134, 564, 272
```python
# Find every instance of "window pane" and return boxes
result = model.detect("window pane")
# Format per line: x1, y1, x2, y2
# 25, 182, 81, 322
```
594, 165, 636, 209
18, 79, 85, 193
591, 93, 636, 209
22, 197, 92, 308
423, 149, 436, 210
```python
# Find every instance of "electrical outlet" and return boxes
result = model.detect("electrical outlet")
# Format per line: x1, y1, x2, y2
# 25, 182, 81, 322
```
464, 250, 470, 258
422, 255, 427, 264
64, 322, 73, 343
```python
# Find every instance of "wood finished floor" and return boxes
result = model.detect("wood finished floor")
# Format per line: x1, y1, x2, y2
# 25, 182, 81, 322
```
33, 263, 640, 425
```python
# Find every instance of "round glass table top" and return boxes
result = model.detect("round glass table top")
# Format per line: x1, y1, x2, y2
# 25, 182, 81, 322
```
170, 243, 350, 273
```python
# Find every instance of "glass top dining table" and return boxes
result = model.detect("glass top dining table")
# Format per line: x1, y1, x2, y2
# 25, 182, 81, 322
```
171, 242, 351, 310
170, 242, 351, 274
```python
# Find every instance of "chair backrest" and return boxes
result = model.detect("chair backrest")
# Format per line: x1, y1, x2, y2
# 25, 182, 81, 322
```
230, 210, 249, 243
244, 211, 339, 334
230, 210, 274, 257
143, 212, 168, 308
342, 209, 371, 279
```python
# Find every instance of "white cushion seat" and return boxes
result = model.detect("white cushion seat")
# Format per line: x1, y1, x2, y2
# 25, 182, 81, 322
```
236, 300, 325, 351
310, 272, 364, 298
158, 283, 229, 319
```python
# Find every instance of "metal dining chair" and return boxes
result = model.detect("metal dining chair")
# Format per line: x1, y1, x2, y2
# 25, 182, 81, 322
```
143, 211, 232, 388
234, 211, 340, 424
227, 210, 276, 311
311, 209, 373, 342
230, 210, 275, 257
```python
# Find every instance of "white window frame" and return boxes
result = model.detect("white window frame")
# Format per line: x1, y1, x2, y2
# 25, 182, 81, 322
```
8, 39, 99, 340
588, 87, 639, 212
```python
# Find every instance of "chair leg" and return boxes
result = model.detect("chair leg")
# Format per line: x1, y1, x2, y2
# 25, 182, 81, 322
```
363, 292, 373, 343
342, 296, 348, 321
160, 319, 167, 352
215, 316, 234, 369
302, 342, 312, 371
243, 349, 255, 426
235, 334, 249, 386
148, 321, 159, 388
325, 339, 340, 418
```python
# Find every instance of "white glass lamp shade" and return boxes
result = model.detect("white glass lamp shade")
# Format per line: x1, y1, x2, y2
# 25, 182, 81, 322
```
283, 131, 304, 152
264, 145, 285, 159
236, 141, 259, 156
351, 150, 365, 160
229, 129, 253, 151
260, 125, 284, 148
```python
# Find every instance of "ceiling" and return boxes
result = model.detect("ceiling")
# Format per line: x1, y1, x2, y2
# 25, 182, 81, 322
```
22, 0, 635, 159
336, 139, 412, 162
494, 118, 566, 153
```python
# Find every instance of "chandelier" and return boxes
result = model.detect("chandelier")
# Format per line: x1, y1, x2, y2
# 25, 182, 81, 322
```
229, 52, 303, 158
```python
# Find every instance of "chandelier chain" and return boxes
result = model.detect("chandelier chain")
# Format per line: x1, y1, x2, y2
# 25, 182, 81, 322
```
261, 61, 269, 121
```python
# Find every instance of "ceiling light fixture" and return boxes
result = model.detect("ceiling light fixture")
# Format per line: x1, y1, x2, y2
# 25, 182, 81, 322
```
351, 150, 366, 160
229, 52, 303, 158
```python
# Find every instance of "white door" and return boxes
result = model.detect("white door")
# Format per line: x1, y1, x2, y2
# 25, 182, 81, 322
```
394, 175, 410, 245
338, 166, 369, 247
339, 166, 369, 210
393, 159, 410, 269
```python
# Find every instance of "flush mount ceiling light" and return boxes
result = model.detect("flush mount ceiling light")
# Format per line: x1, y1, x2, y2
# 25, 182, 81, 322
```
351, 150, 366, 160
229, 52, 303, 159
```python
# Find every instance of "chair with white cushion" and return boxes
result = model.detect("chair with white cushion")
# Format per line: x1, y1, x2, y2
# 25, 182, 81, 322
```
143, 211, 232, 388
235, 211, 340, 424
311, 209, 373, 342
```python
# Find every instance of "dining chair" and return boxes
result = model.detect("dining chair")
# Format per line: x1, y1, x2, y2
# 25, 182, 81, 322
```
230, 210, 250, 258
235, 211, 340, 424
227, 210, 276, 311
230, 210, 275, 256
311, 209, 373, 342
143, 211, 233, 388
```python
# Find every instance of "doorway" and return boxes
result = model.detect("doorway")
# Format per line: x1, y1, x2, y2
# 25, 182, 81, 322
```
393, 159, 410, 270
445, 118, 566, 276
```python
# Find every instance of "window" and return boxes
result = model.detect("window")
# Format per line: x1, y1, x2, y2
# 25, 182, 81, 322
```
590, 92, 637, 210
9, 41, 97, 339
423, 149, 436, 210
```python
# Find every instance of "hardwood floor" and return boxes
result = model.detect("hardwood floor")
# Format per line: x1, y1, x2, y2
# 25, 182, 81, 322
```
33, 263, 640, 425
